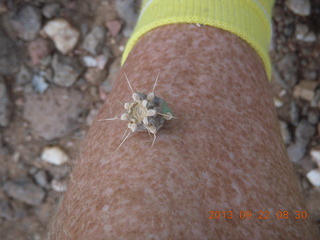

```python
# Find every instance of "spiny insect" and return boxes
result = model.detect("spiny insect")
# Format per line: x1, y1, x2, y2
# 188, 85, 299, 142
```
98, 72, 176, 151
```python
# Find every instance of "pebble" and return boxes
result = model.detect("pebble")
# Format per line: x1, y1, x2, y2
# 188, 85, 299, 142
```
33, 170, 49, 188
115, 0, 138, 37
295, 120, 316, 142
106, 20, 122, 37
293, 80, 317, 102
84, 68, 107, 85
102, 59, 120, 93
52, 54, 83, 87
274, 97, 284, 108
27, 38, 52, 66
295, 24, 316, 43
279, 120, 291, 145
275, 53, 298, 89
285, 0, 311, 16
287, 141, 307, 163
41, 146, 69, 166
42, 3, 60, 19
15, 65, 32, 86
32, 72, 50, 93
0, 29, 20, 75
23, 88, 89, 140
302, 70, 317, 81
0, 79, 10, 127
289, 102, 299, 126
42, 18, 80, 54
10, 5, 41, 41
0, 2, 7, 14
306, 169, 320, 187
81, 56, 98, 67
82, 26, 106, 55
51, 179, 67, 192
307, 110, 319, 125
3, 178, 45, 206
0, 199, 15, 220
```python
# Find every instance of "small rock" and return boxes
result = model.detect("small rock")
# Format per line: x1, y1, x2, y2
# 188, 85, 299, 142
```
82, 26, 106, 55
23, 88, 89, 140
303, 32, 317, 43
279, 120, 291, 145
306, 190, 320, 221
289, 102, 299, 126
96, 47, 111, 70
42, 3, 60, 19
32, 72, 50, 93
287, 141, 307, 163
302, 70, 317, 81
275, 53, 298, 89
285, 0, 311, 16
41, 146, 69, 166
51, 179, 67, 192
15, 65, 32, 86
293, 81, 317, 102
10, 5, 41, 41
52, 54, 83, 87
295, 120, 316, 142
33, 170, 49, 188
102, 59, 120, 93
295, 24, 316, 43
85, 67, 107, 85
42, 18, 80, 54
115, 0, 138, 37
0, 80, 11, 127
0, 199, 15, 220
274, 97, 284, 108
0, 2, 7, 14
0, 29, 20, 75
307, 110, 319, 125
27, 38, 51, 66
106, 20, 122, 37
82, 56, 98, 67
3, 178, 45, 206
306, 169, 320, 187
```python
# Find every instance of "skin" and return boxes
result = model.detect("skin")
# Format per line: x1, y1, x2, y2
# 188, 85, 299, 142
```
48, 24, 318, 239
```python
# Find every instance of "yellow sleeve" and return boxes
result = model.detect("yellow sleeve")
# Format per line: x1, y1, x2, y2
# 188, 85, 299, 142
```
122, 0, 275, 80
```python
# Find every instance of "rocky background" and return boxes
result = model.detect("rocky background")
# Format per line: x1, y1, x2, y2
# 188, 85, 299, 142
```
0, 0, 319, 239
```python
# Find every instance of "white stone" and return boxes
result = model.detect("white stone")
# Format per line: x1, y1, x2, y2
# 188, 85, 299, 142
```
306, 169, 320, 187
41, 146, 69, 165
82, 56, 97, 67
42, 19, 79, 54
285, 0, 311, 16
51, 179, 67, 192
274, 98, 284, 108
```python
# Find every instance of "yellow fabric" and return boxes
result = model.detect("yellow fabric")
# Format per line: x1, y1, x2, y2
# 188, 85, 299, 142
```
122, 0, 275, 80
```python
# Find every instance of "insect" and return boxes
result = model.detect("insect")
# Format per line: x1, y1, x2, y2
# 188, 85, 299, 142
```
98, 72, 176, 151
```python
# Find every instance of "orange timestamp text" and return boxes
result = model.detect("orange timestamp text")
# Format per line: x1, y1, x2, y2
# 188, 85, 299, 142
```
208, 210, 308, 220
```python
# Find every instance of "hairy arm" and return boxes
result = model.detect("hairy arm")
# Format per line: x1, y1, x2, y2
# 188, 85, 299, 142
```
48, 24, 318, 240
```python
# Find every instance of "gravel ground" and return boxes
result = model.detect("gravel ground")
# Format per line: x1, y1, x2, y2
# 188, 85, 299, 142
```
0, 0, 319, 239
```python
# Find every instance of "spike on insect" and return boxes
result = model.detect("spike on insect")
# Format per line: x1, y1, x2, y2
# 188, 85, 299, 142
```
98, 71, 177, 151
